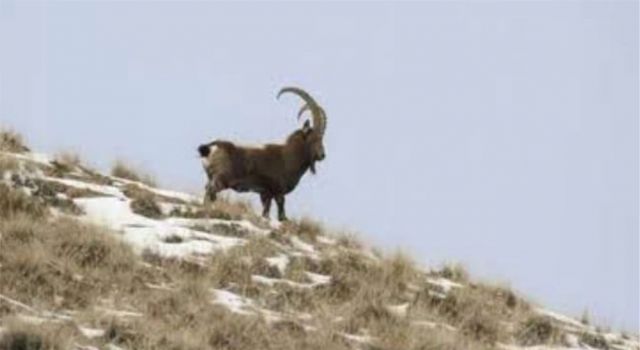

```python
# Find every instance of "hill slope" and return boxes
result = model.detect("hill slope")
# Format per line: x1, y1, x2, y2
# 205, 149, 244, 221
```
0, 144, 637, 350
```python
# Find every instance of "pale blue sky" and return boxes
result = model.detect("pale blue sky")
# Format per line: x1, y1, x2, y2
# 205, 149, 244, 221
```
1, 1, 637, 331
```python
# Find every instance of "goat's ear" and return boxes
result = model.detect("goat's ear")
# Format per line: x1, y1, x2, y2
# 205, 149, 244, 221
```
302, 120, 312, 134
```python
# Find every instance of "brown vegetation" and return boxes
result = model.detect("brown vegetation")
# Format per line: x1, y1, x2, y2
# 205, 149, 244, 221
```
0, 157, 598, 350
0, 129, 29, 153
111, 160, 156, 187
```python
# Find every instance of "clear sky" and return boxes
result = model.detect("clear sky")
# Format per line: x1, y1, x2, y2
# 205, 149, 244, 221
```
1, 1, 637, 331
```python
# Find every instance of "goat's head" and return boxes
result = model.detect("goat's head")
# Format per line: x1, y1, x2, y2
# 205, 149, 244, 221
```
278, 87, 327, 174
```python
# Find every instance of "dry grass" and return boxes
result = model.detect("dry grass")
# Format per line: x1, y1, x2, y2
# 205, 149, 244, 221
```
122, 184, 164, 218
0, 318, 75, 350
207, 237, 281, 292
439, 262, 470, 282
47, 151, 83, 177
130, 195, 163, 219
516, 315, 563, 346
417, 282, 531, 345
0, 216, 139, 310
169, 205, 235, 221
29, 179, 84, 215
0, 129, 29, 153
111, 160, 156, 187
580, 331, 610, 349
287, 217, 324, 243
0, 183, 47, 219
0, 156, 19, 176
0, 175, 566, 350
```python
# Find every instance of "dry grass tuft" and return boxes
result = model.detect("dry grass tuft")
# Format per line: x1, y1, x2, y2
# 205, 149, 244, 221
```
0, 156, 19, 176
169, 205, 235, 221
0, 216, 139, 310
459, 308, 501, 344
130, 195, 163, 219
0, 319, 74, 350
111, 160, 156, 187
123, 184, 163, 218
47, 151, 83, 177
580, 331, 610, 349
30, 179, 84, 215
439, 263, 470, 282
0, 183, 47, 219
206, 240, 278, 292
288, 217, 324, 242
0, 129, 29, 153
516, 315, 563, 346
205, 196, 261, 224
419, 282, 532, 345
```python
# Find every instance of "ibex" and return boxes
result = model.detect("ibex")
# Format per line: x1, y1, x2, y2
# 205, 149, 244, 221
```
197, 87, 327, 221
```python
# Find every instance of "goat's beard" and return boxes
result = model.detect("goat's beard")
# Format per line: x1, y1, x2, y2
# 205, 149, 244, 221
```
310, 161, 317, 175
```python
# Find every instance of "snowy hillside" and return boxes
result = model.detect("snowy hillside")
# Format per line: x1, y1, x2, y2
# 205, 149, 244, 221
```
0, 141, 637, 350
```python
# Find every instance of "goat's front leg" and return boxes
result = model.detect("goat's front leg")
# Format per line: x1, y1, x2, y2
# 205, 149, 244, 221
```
275, 195, 287, 222
260, 193, 272, 219
204, 178, 223, 204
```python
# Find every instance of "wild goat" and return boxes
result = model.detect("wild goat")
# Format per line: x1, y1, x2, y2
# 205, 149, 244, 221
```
197, 87, 327, 221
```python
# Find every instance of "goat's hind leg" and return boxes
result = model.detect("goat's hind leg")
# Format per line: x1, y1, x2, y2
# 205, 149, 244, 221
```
260, 193, 272, 219
275, 195, 287, 222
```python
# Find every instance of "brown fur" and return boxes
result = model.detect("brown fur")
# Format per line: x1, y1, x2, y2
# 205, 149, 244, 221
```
198, 88, 326, 221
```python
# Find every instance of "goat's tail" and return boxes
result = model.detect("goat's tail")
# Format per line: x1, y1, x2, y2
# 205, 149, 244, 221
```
198, 140, 235, 158
197, 141, 215, 158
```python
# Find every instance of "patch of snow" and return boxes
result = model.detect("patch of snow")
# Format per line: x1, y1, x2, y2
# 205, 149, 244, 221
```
251, 275, 328, 289
565, 333, 580, 347
341, 332, 374, 344
158, 202, 184, 216
290, 236, 315, 254
167, 217, 270, 236
150, 187, 198, 204
145, 283, 175, 291
265, 254, 290, 275
385, 303, 410, 318
78, 326, 105, 339
211, 289, 286, 323
211, 289, 254, 315
412, 320, 457, 332
3, 151, 52, 166
269, 219, 283, 230
43, 176, 125, 198
428, 290, 447, 299
75, 197, 243, 258
535, 308, 585, 329
316, 235, 337, 245
95, 307, 143, 318
111, 176, 198, 203
425, 277, 464, 293
304, 272, 331, 286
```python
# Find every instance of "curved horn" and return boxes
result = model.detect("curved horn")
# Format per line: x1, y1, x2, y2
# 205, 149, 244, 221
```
278, 87, 327, 137
297, 104, 310, 119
